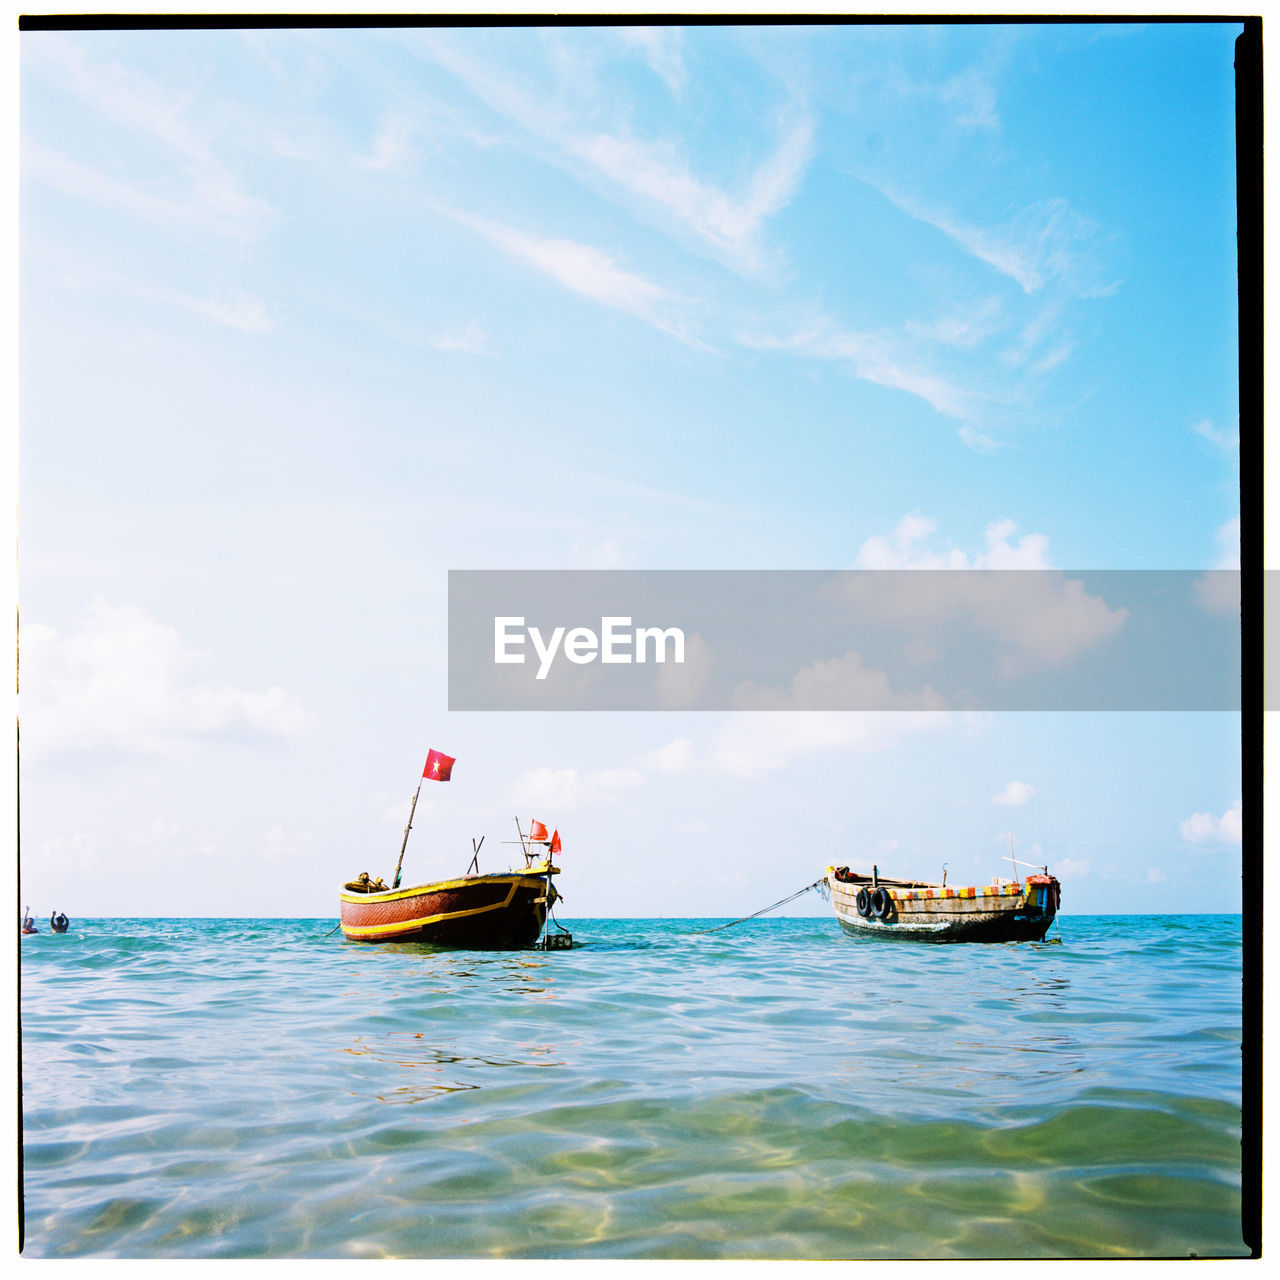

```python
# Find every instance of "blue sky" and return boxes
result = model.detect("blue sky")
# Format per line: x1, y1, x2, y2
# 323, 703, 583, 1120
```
18, 22, 1244, 918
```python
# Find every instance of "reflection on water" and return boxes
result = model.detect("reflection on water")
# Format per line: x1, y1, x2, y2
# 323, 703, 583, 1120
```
349, 948, 563, 1001
341, 1033, 569, 1104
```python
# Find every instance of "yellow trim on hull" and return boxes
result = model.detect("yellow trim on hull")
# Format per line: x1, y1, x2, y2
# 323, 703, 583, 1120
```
339, 865, 561, 939
342, 881, 524, 938
339, 868, 556, 907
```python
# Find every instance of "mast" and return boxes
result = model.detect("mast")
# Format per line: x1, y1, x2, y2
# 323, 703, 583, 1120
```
392, 782, 423, 889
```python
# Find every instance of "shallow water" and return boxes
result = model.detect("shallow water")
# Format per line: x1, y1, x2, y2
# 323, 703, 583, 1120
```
20, 915, 1247, 1258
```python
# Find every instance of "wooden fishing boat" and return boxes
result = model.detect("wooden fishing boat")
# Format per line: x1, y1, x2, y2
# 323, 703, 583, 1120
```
338, 748, 571, 949
340, 861, 563, 947
825, 863, 1060, 943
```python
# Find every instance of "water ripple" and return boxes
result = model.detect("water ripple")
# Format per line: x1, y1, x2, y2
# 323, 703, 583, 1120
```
21, 915, 1246, 1258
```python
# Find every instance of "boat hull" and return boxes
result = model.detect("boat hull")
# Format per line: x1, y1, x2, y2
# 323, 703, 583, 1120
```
340, 869, 558, 948
825, 866, 1058, 943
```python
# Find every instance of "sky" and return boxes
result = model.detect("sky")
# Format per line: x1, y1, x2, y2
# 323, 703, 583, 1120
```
16, 20, 1246, 919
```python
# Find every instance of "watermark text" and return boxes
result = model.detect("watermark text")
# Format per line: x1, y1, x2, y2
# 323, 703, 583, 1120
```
494, 616, 686, 680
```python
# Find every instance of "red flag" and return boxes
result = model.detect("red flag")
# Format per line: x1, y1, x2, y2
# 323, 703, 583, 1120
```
423, 749, 455, 781
550, 829, 561, 855
529, 819, 548, 842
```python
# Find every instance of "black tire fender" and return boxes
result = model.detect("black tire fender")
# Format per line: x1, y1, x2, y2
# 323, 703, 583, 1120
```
871, 887, 894, 921
855, 888, 872, 917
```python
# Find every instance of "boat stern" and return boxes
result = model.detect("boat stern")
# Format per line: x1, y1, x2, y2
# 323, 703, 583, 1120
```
1022, 873, 1061, 925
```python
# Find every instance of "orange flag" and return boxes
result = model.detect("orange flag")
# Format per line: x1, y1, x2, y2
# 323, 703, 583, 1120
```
550, 829, 562, 855
529, 819, 549, 842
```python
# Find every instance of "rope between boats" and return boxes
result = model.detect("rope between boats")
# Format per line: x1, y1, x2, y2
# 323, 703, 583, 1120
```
691, 878, 828, 934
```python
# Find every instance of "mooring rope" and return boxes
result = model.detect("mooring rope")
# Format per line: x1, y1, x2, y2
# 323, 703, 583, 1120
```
323, 879, 830, 941
691, 878, 828, 934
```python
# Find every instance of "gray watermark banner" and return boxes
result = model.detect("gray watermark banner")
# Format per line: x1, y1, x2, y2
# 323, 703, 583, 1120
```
448, 570, 1242, 712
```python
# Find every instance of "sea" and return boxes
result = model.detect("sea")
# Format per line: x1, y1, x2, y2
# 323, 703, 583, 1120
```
19, 914, 1249, 1260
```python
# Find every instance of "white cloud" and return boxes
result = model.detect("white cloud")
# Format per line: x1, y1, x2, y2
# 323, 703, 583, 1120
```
940, 64, 1001, 131
34, 240, 275, 333
1192, 418, 1239, 451
188, 292, 274, 333
25, 142, 276, 241
876, 185, 1118, 300
288, 289, 481, 353
579, 473, 751, 521
1056, 857, 1090, 879
1180, 799, 1243, 845
978, 519, 1052, 570
129, 818, 179, 846
620, 26, 687, 97
443, 206, 694, 342
732, 649, 946, 712
908, 296, 1006, 349
28, 34, 213, 161
430, 320, 491, 355
640, 735, 698, 775
742, 181, 1114, 420
20, 601, 312, 758
567, 537, 628, 569
1145, 868, 1167, 884
1213, 516, 1240, 570
24, 35, 282, 241
411, 31, 809, 274
854, 513, 1050, 570
992, 781, 1034, 807
708, 712, 950, 779
1195, 575, 1239, 614
592, 768, 647, 791
37, 831, 104, 875
507, 229, 667, 317
1195, 517, 1240, 614
263, 824, 315, 863
509, 768, 581, 812
645, 711, 950, 781
998, 295, 1071, 373
847, 515, 1127, 674
1029, 342, 1074, 375
656, 632, 712, 708
581, 109, 814, 272
509, 765, 645, 812
361, 112, 418, 170
958, 425, 1003, 453
739, 323, 972, 420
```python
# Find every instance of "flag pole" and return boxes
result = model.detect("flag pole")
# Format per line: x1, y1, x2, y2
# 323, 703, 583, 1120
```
392, 781, 423, 890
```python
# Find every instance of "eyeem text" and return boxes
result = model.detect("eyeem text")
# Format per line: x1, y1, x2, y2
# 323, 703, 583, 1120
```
494, 616, 686, 680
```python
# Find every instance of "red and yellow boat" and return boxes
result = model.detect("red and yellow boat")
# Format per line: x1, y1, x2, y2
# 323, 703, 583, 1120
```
340, 860, 564, 948
338, 750, 570, 949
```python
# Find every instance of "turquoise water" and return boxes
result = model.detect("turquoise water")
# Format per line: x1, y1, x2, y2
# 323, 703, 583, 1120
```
21, 915, 1247, 1259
